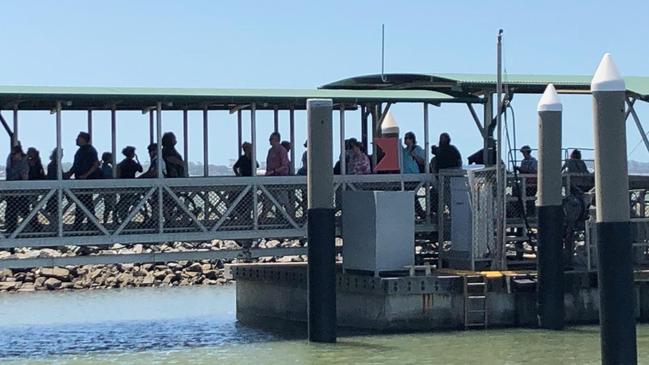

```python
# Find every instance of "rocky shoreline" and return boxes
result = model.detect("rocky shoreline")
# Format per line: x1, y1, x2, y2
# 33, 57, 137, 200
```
0, 240, 305, 293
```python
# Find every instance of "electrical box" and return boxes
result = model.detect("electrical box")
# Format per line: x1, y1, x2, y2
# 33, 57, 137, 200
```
342, 191, 415, 275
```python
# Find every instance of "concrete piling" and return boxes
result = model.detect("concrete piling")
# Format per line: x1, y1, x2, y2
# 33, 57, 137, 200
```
306, 99, 336, 343
591, 53, 637, 365
536, 83, 565, 330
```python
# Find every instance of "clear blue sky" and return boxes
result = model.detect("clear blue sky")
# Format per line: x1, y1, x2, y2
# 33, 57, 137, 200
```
1, 0, 649, 167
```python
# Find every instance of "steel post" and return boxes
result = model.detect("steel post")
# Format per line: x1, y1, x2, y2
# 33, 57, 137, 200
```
183, 110, 189, 177
203, 107, 209, 177
156, 102, 163, 234
592, 53, 637, 365
56, 102, 63, 237
87, 110, 93, 143
12, 107, 18, 145
339, 105, 346, 176
111, 107, 117, 178
306, 98, 336, 343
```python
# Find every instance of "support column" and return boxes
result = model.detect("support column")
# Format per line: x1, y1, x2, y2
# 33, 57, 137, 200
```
203, 107, 209, 177
289, 108, 295, 173
156, 102, 163, 234
55, 102, 63, 237
237, 110, 243, 157
87, 110, 93, 143
339, 105, 346, 175
274, 107, 279, 133
149, 110, 154, 145
483, 94, 493, 165
306, 99, 336, 343
592, 53, 637, 365
183, 110, 189, 177
111, 107, 117, 178
536, 84, 564, 330
361, 105, 368, 152
251, 104, 258, 230
12, 107, 18, 145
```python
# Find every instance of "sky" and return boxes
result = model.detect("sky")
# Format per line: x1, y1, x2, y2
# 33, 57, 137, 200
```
1, 0, 649, 168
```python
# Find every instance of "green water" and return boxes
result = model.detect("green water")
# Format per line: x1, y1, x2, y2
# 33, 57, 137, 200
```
1, 286, 647, 364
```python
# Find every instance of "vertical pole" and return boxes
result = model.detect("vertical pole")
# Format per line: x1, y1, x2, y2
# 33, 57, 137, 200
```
361, 105, 368, 153
290, 107, 296, 174
251, 104, 258, 230
495, 30, 505, 269
237, 109, 243, 157
183, 110, 189, 177
339, 105, 346, 175
592, 53, 637, 365
371, 104, 378, 168
111, 107, 117, 178
536, 84, 565, 330
149, 110, 154, 145
56, 102, 63, 237
424, 103, 431, 223
12, 107, 18, 145
203, 106, 209, 177
87, 110, 93, 143
156, 102, 163, 234
306, 98, 336, 343
483, 95, 493, 165
273, 107, 279, 133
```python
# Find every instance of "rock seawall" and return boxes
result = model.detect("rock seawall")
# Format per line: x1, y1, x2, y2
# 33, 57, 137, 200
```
0, 240, 306, 292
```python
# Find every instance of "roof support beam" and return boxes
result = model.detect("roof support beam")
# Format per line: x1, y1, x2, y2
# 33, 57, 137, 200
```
466, 103, 484, 135
626, 97, 649, 156
0, 112, 14, 140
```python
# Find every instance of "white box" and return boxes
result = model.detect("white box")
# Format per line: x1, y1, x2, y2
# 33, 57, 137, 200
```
342, 191, 415, 274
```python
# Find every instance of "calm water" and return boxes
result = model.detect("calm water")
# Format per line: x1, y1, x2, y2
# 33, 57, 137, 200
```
1, 285, 648, 365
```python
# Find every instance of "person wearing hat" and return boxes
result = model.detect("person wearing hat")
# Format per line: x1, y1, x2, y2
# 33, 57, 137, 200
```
233, 142, 258, 177
516, 145, 538, 174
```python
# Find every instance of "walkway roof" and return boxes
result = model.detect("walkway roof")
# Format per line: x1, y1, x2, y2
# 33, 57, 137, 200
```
0, 85, 477, 111
320, 73, 649, 101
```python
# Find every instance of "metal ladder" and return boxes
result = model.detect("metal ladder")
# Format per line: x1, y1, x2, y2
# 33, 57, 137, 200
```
463, 274, 488, 329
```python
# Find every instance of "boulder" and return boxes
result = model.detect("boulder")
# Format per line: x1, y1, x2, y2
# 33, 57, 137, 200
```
40, 267, 71, 281
186, 262, 202, 272
34, 276, 47, 288
132, 244, 144, 254
44, 277, 62, 290
200, 263, 212, 273
17, 283, 35, 292
0, 281, 18, 291
38, 248, 61, 258
142, 275, 155, 286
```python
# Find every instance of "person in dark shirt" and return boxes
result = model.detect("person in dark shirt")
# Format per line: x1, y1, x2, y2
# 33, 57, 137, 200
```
46, 148, 60, 180
117, 146, 143, 179
162, 132, 185, 178
433, 133, 462, 172
233, 142, 258, 177
5, 143, 29, 233
64, 132, 101, 229
139, 143, 159, 178
232, 142, 258, 221
26, 147, 45, 180
116, 146, 143, 223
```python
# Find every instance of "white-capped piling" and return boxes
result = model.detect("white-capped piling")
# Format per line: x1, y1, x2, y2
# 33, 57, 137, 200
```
591, 53, 637, 365
306, 99, 336, 343
536, 84, 564, 329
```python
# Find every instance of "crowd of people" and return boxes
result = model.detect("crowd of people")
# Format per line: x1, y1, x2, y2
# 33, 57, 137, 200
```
3, 127, 592, 231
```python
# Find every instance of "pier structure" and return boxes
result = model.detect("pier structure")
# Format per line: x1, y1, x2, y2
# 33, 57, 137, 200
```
0, 74, 648, 273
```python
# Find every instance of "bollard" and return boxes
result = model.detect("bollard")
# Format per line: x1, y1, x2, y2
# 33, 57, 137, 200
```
306, 99, 336, 343
592, 53, 637, 365
536, 84, 565, 330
